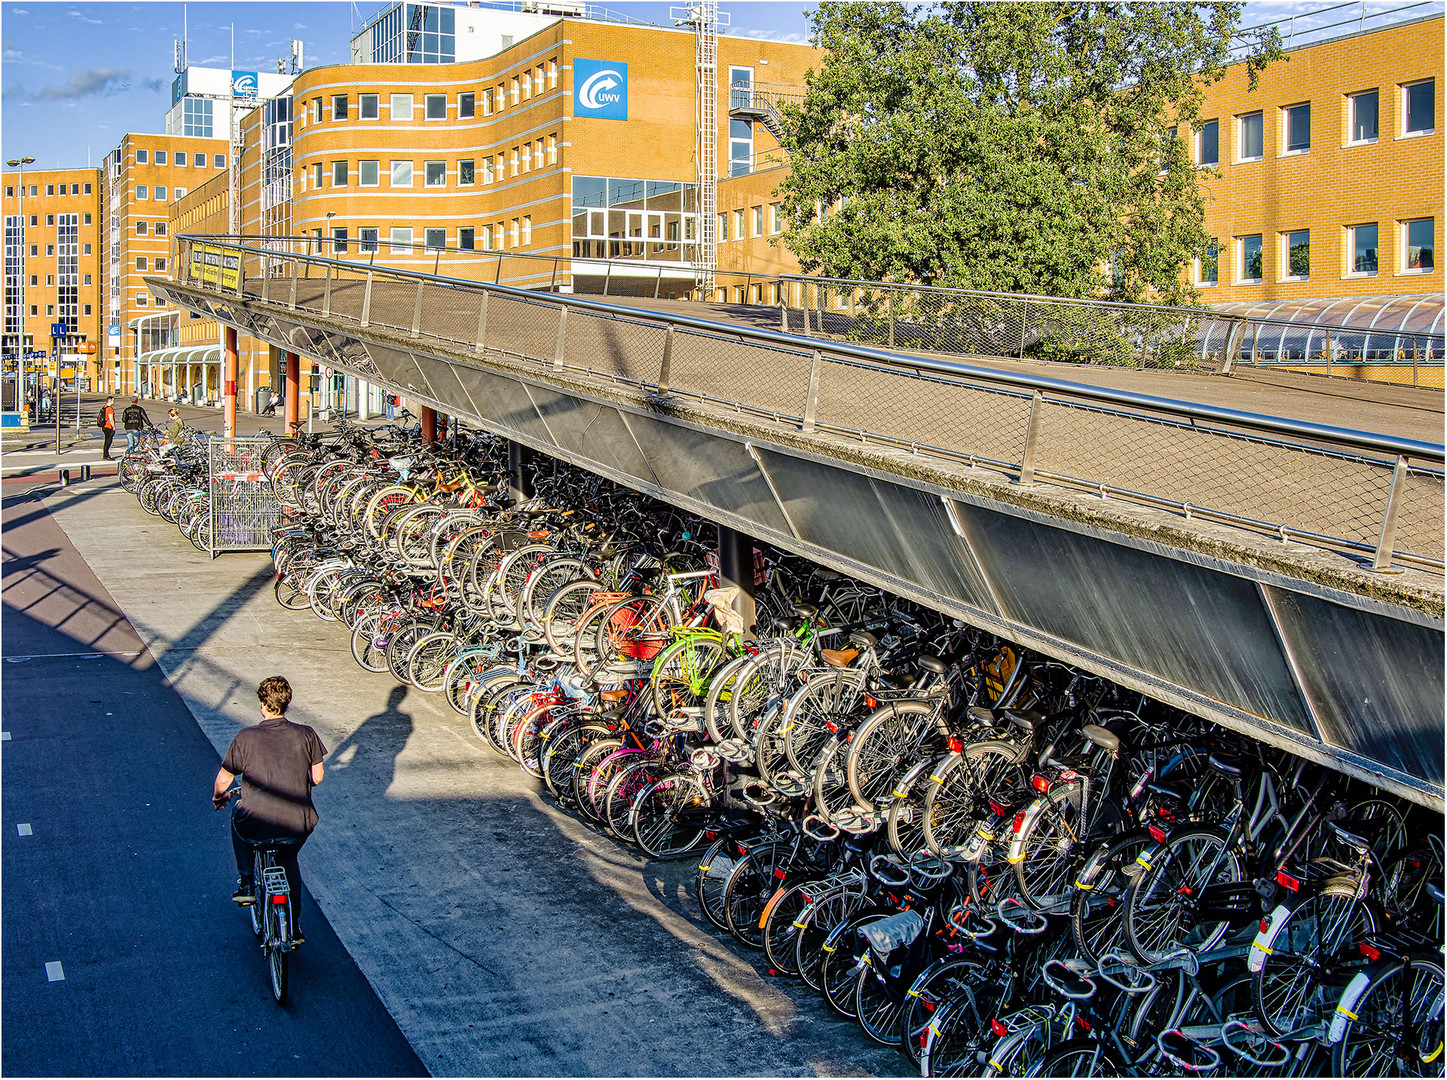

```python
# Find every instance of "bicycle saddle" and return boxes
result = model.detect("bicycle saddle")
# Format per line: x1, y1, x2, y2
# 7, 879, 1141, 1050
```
1328, 819, 1373, 853
1005, 710, 1045, 733
820, 648, 859, 669
1427, 880, 1445, 905
1207, 751, 1248, 778
1145, 781, 1188, 803
792, 602, 820, 620
848, 630, 879, 649
916, 654, 948, 676
771, 615, 802, 633
1081, 724, 1121, 754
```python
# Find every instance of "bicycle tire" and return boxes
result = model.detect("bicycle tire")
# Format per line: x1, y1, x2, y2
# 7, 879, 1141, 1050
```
696, 834, 746, 932
1070, 831, 1155, 967
1331, 955, 1445, 1077
267, 896, 290, 1005
854, 960, 906, 1047
1122, 825, 1242, 965
630, 774, 711, 859
846, 699, 942, 812
761, 877, 821, 976
1034, 1039, 1124, 1077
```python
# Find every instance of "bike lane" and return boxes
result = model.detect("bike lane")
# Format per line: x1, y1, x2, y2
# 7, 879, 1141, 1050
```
1, 475, 427, 1077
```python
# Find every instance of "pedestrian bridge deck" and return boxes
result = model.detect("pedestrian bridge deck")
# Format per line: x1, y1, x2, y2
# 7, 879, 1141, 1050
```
149, 243, 1444, 807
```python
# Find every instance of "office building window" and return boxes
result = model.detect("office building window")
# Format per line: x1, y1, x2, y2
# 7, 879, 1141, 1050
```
45, 183, 55, 195
482, 158, 494, 184
193, 151, 206, 167
3, 186, 10, 197
155, 150, 167, 165
459, 92, 475, 118
28, 214, 36, 226
1349, 90, 1378, 143
1239, 234, 1263, 281
359, 227, 379, 253
425, 160, 446, 186
391, 160, 413, 187
83, 273, 92, 285
510, 148, 518, 176
521, 141, 531, 172
482, 225, 494, 251
359, 93, 379, 119
136, 221, 148, 235
1404, 79, 1435, 135
156, 186, 168, 202
547, 135, 557, 164
458, 159, 474, 185
730, 119, 753, 176
510, 76, 519, 105
389, 227, 413, 254
509, 218, 519, 246
176, 152, 189, 167
424, 228, 445, 252
136, 149, 148, 163
752, 205, 764, 237
156, 222, 166, 236
717, 212, 728, 242
313, 163, 324, 188
1351, 223, 1378, 274
532, 143, 542, 170
359, 160, 379, 186
45, 214, 54, 225
770, 203, 782, 233
214, 154, 226, 167
1284, 230, 1309, 279
1404, 218, 1435, 271
391, 93, 413, 121
136, 186, 148, 200
425, 94, 447, 120
332, 228, 348, 253
459, 226, 474, 250
83, 304, 91, 315
333, 161, 348, 186
134, 294, 146, 307
735, 208, 746, 238
136, 256, 148, 270
332, 94, 348, 120
181, 97, 214, 137
1238, 111, 1263, 160
155, 258, 165, 271
1282, 102, 1310, 153
522, 216, 531, 245
482, 88, 493, 115
83, 243, 91, 255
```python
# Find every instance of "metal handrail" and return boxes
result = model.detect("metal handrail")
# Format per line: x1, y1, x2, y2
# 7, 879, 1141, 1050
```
174, 233, 1444, 464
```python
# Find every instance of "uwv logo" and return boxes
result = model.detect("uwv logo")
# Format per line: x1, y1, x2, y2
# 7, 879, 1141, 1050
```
574, 59, 627, 119
231, 70, 259, 98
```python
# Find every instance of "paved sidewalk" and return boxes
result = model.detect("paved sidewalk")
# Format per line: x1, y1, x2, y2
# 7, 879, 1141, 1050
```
37, 473, 904, 1077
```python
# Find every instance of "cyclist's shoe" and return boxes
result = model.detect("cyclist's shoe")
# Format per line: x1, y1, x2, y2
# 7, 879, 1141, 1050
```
290, 929, 305, 947
233, 876, 255, 905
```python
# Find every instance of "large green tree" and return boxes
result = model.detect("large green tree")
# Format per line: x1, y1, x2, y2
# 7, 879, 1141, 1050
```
776, 2, 1281, 304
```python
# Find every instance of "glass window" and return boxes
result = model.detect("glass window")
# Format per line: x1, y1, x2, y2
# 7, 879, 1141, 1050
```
155, 258, 165, 271
45, 213, 54, 225
359, 227, 379, 253
1351, 223, 1378, 273
1284, 230, 1309, 278
359, 93, 379, 120
390, 93, 413, 121
136, 256, 148, 270
333, 94, 348, 120
83, 211, 92, 225
194, 149, 207, 167
770, 203, 782, 233
84, 182, 91, 194
136, 186, 148, 200
1238, 112, 1263, 160
155, 222, 166, 236
389, 227, 413, 254
1405, 79, 1435, 135
359, 160, 379, 186
214, 155, 226, 168
425, 161, 446, 186
458, 159, 474, 185
391, 160, 413, 187
459, 226, 474, 250
175, 152, 186, 166
483, 88, 493, 115
135, 294, 146, 307
482, 158, 494, 184
1349, 90, 1378, 143
522, 216, 531, 245
752, 205, 764, 237
1283, 102, 1310, 152
1240, 234, 1263, 281
154, 186, 167, 202
332, 228, 348, 253
424, 228, 445, 252
313, 162, 324, 188
84, 273, 92, 285
730, 118, 753, 177
135, 149, 148, 163
482, 225, 493, 251
425, 94, 447, 120
1405, 218, 1434, 271
155, 150, 167, 165
333, 161, 348, 186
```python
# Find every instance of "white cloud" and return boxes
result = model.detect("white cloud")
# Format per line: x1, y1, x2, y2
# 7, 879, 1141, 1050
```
293, 22, 306, 29
67, 8, 103, 24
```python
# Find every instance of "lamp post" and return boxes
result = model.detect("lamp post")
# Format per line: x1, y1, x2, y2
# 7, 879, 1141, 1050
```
6, 156, 36, 425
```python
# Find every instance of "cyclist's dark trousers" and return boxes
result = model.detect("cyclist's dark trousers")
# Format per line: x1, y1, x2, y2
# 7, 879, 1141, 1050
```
233, 813, 308, 935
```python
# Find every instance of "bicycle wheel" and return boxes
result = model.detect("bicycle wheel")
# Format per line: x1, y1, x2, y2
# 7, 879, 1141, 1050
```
350, 613, 392, 673
722, 845, 784, 949
854, 961, 906, 1047
1011, 782, 1086, 911
572, 738, 623, 822
696, 834, 744, 932
511, 701, 557, 779
651, 636, 726, 728
820, 912, 890, 1019
603, 757, 663, 837
900, 956, 993, 1069
249, 850, 265, 938
542, 723, 608, 808
846, 700, 942, 811
784, 671, 863, 776
266, 896, 290, 1005
761, 878, 820, 976
1070, 831, 1154, 967
542, 579, 604, 658
274, 572, 312, 610
1332, 956, 1445, 1077
702, 653, 754, 744
1254, 878, 1377, 1038
923, 741, 1025, 856
795, 883, 866, 991
1123, 826, 1242, 965
1035, 1040, 1124, 1077
406, 632, 457, 693
591, 595, 671, 679
631, 775, 711, 859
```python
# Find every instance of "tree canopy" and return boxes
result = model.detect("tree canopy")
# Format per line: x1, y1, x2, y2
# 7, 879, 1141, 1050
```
776, 2, 1281, 305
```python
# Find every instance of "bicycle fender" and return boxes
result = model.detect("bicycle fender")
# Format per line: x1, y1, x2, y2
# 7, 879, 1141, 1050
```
1327, 970, 1374, 1043
1073, 840, 1115, 892
1005, 780, 1080, 865
1249, 903, 1293, 973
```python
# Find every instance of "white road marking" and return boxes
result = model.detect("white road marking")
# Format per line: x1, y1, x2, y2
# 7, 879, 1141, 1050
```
1, 732, 10, 740
17, 823, 32, 836
45, 961, 64, 982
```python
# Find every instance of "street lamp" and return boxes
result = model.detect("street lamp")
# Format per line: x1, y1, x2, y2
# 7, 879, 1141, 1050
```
6, 156, 36, 424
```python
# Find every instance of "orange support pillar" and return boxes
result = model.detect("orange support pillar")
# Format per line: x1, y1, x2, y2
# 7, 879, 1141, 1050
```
223, 326, 239, 439
284, 352, 301, 436
420, 406, 437, 443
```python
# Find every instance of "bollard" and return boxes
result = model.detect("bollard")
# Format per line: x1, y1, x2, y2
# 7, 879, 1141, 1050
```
80, 465, 92, 482
58, 468, 71, 487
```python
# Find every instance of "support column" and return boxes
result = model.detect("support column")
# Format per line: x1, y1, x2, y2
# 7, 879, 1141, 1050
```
223, 326, 238, 438
421, 405, 437, 443
508, 440, 533, 505
358, 380, 371, 420
284, 351, 300, 435
717, 525, 757, 635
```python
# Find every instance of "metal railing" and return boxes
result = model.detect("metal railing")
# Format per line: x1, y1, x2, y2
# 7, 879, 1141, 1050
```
1229, 0, 1441, 59
165, 233, 1445, 573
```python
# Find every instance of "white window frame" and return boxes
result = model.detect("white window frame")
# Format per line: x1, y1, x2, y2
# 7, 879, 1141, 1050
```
332, 160, 348, 187
1402, 79, 1436, 137
389, 227, 414, 255
1197, 244, 1219, 287
458, 92, 475, 119
1281, 229, 1310, 281
359, 93, 380, 120
458, 159, 475, 185
423, 227, 446, 252
359, 227, 379, 253
424, 94, 447, 120
1348, 89, 1379, 145
1348, 222, 1379, 276
1280, 102, 1310, 155
390, 93, 413, 121
1237, 234, 1264, 283
424, 160, 446, 187
1401, 217, 1435, 274
390, 160, 414, 187
1237, 111, 1264, 162
313, 162, 324, 188
358, 160, 380, 187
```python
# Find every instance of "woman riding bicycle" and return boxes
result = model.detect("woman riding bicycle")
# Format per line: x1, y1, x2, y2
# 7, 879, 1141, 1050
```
212, 676, 327, 945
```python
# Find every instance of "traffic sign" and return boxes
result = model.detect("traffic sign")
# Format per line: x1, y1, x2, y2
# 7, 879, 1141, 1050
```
50, 322, 67, 339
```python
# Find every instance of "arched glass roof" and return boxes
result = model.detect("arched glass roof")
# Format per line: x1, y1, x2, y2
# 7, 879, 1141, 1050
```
1198, 293, 1444, 363
138, 345, 222, 366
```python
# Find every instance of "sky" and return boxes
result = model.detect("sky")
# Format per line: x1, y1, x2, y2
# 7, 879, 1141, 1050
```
0, 0, 1437, 171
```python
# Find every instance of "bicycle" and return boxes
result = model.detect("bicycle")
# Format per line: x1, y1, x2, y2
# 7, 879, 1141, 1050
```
216, 785, 297, 1005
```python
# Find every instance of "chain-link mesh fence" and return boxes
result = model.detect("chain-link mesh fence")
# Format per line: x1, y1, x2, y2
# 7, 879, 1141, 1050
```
209, 435, 281, 556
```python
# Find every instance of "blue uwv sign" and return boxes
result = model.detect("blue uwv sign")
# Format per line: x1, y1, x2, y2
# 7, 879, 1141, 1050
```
574, 59, 627, 120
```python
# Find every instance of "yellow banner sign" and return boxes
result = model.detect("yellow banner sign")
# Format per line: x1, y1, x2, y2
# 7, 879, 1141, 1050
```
191, 244, 241, 290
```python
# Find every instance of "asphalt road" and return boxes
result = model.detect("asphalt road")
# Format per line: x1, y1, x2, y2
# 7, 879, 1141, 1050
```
1, 474, 427, 1077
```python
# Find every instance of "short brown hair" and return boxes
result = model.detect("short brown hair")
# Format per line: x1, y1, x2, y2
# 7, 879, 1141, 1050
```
257, 675, 292, 715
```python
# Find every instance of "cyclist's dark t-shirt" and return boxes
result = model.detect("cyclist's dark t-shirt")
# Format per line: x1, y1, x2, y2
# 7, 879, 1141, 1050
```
222, 718, 327, 836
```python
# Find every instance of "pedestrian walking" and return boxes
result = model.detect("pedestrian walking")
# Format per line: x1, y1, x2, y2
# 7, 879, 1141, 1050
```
40, 389, 51, 423
121, 395, 152, 455
98, 396, 116, 460
385, 393, 396, 420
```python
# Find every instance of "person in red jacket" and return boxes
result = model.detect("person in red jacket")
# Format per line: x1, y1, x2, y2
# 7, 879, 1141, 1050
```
99, 397, 116, 460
